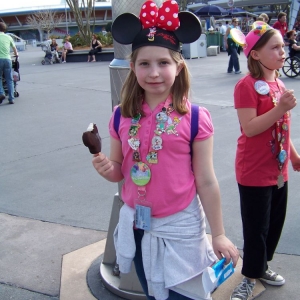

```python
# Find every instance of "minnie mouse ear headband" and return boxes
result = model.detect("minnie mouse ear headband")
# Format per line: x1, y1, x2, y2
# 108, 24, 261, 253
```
112, 0, 201, 52
231, 21, 272, 57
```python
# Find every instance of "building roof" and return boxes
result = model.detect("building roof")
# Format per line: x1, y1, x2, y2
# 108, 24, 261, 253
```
0, 1, 111, 17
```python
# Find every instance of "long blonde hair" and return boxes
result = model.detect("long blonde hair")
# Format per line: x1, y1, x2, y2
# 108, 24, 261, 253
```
120, 48, 191, 118
248, 29, 279, 79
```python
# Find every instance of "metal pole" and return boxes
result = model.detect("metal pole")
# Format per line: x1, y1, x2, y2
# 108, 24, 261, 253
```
65, 0, 68, 34
99, 1, 163, 299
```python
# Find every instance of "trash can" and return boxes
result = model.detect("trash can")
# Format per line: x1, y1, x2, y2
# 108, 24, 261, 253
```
182, 40, 199, 59
206, 32, 222, 48
198, 34, 207, 58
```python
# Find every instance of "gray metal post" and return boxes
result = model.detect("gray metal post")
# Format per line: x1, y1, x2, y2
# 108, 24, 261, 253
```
100, 1, 162, 299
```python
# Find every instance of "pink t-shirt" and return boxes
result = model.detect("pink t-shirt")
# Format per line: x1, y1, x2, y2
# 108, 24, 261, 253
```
64, 41, 73, 50
109, 97, 214, 217
234, 74, 290, 186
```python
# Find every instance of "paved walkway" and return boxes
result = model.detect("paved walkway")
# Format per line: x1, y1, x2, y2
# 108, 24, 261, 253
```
0, 46, 299, 300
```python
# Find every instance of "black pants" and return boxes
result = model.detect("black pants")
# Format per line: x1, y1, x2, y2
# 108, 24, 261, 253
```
238, 183, 288, 278
88, 48, 101, 55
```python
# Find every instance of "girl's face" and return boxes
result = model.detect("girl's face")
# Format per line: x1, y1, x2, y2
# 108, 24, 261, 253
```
131, 46, 182, 102
252, 31, 285, 70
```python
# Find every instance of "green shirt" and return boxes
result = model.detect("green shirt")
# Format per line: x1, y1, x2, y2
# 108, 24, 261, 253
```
0, 32, 16, 59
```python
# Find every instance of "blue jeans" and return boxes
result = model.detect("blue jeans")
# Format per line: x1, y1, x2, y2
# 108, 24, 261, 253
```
227, 45, 240, 72
133, 229, 193, 300
0, 58, 14, 101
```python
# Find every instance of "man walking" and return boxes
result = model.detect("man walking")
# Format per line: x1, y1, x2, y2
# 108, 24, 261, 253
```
0, 22, 18, 105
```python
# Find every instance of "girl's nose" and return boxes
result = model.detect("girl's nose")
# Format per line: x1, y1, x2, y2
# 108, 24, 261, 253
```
149, 66, 159, 78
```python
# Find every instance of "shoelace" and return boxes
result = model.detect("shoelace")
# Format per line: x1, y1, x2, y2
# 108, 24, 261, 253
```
264, 268, 277, 279
232, 279, 255, 299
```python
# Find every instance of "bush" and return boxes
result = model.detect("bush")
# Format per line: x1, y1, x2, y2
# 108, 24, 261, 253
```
69, 34, 86, 47
97, 32, 113, 47
64, 32, 113, 48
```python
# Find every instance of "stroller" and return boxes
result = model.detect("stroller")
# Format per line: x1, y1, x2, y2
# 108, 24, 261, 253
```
2, 56, 20, 98
41, 41, 60, 65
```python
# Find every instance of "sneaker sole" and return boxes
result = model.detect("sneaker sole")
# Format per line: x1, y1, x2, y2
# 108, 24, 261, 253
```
260, 277, 285, 286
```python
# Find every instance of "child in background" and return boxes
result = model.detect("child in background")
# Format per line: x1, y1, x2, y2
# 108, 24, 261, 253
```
230, 23, 300, 300
92, 1, 239, 299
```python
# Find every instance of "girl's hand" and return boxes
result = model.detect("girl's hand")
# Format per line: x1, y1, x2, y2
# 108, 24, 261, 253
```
291, 156, 300, 171
212, 234, 240, 267
92, 153, 114, 177
278, 89, 297, 112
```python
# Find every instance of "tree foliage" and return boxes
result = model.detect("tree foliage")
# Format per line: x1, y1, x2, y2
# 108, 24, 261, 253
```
66, 0, 96, 45
26, 10, 63, 39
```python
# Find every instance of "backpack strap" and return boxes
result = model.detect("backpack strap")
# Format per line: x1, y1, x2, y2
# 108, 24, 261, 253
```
113, 106, 121, 138
190, 104, 199, 156
113, 104, 199, 155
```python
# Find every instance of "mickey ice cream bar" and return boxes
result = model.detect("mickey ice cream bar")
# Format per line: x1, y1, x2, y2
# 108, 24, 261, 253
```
82, 123, 102, 154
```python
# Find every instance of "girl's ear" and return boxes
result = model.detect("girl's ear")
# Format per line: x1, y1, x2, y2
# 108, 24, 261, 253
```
176, 63, 184, 76
250, 50, 260, 60
130, 61, 135, 73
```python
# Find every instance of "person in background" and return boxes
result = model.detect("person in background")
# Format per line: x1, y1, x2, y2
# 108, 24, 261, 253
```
286, 30, 300, 58
258, 13, 269, 23
220, 21, 229, 52
273, 12, 288, 43
225, 18, 242, 74
87, 34, 103, 62
0, 22, 18, 105
230, 22, 300, 300
92, 1, 239, 299
50, 38, 59, 62
61, 37, 73, 63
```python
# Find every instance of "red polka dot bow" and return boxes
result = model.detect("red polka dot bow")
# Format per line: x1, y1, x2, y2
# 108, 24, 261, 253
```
139, 0, 180, 31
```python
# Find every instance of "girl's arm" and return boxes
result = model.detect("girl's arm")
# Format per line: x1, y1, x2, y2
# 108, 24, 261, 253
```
290, 139, 300, 171
291, 43, 300, 51
192, 137, 239, 266
92, 137, 124, 182
97, 40, 103, 48
237, 90, 297, 137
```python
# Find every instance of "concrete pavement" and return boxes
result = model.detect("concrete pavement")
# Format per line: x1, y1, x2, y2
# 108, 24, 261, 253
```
0, 45, 299, 300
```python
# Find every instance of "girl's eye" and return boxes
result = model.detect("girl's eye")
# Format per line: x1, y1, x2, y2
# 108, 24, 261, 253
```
140, 62, 148, 66
160, 61, 169, 65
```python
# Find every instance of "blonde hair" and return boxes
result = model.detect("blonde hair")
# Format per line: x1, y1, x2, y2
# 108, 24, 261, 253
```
259, 13, 269, 22
248, 29, 280, 79
120, 48, 190, 118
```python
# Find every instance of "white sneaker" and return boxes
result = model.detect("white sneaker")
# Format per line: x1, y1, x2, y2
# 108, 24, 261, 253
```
230, 278, 255, 300
62, 61, 66, 63
260, 267, 285, 286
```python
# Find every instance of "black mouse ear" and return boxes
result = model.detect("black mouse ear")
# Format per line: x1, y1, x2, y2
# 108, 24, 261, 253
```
112, 13, 142, 44
175, 12, 202, 44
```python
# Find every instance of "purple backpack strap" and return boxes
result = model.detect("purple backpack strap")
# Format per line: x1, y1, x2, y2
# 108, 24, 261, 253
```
190, 104, 199, 155
113, 106, 121, 138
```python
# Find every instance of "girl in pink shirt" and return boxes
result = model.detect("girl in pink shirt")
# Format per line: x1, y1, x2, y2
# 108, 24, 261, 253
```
92, 1, 239, 299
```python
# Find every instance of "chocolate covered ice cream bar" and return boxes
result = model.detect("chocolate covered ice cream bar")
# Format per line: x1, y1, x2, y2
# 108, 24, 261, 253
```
82, 123, 102, 154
